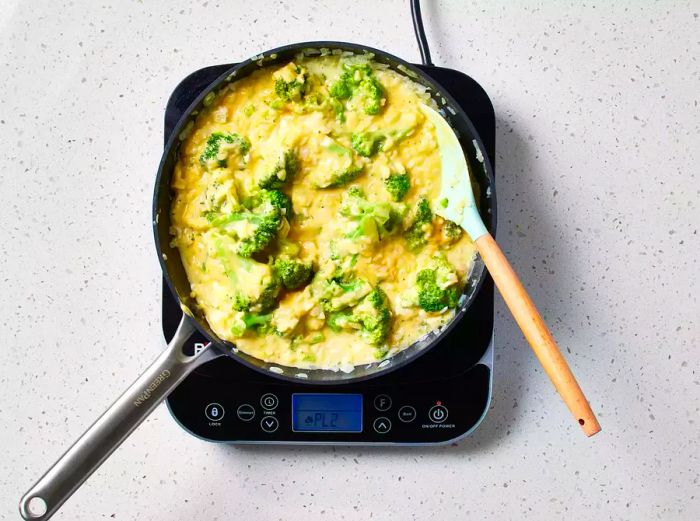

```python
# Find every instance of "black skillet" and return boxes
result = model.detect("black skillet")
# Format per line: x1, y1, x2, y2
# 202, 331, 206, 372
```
20, 41, 495, 520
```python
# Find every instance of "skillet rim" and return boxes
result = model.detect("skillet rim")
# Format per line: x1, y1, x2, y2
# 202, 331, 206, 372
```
153, 40, 497, 384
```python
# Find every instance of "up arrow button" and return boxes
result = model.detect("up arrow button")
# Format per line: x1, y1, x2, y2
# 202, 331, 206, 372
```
373, 417, 392, 434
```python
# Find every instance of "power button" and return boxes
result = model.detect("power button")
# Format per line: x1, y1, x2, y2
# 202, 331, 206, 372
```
428, 405, 448, 424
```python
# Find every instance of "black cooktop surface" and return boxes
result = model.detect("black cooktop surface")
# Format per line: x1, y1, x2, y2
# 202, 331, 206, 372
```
163, 62, 496, 445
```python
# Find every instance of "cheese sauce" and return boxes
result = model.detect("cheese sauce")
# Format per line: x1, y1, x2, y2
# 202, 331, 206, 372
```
170, 54, 477, 370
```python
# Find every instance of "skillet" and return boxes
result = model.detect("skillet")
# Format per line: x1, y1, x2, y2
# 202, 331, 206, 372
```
20, 41, 496, 520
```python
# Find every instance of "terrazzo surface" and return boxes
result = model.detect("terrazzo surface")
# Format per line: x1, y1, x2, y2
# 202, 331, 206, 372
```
1, 1, 698, 519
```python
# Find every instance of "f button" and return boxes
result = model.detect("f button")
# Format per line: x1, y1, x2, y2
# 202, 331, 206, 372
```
374, 395, 392, 411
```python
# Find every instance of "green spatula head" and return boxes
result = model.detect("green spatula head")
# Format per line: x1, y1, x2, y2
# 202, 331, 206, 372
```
419, 103, 487, 241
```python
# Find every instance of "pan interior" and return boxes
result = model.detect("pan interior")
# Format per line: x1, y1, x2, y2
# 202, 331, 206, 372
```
154, 42, 495, 383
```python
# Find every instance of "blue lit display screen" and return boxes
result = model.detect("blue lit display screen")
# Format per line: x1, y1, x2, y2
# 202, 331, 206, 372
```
292, 394, 363, 432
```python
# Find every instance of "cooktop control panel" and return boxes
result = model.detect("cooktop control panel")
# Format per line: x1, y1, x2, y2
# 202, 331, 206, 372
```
166, 361, 491, 444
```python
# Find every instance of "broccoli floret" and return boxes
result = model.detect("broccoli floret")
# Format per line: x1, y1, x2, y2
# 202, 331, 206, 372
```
274, 257, 314, 290
413, 196, 432, 223
404, 197, 433, 251
199, 132, 250, 169
340, 187, 404, 241
329, 73, 354, 99
263, 188, 292, 215
324, 287, 392, 346
312, 137, 364, 188
313, 277, 372, 312
273, 63, 307, 102
330, 98, 346, 122
231, 280, 280, 314
290, 332, 326, 350
328, 63, 386, 116
353, 287, 392, 345
326, 309, 355, 332
213, 235, 281, 313
355, 76, 385, 115
324, 165, 364, 188
441, 220, 463, 243
237, 190, 290, 257
275, 79, 305, 101
339, 186, 391, 219
258, 149, 299, 189
384, 172, 410, 201
230, 312, 277, 337
415, 256, 461, 312
351, 131, 385, 157
212, 189, 290, 258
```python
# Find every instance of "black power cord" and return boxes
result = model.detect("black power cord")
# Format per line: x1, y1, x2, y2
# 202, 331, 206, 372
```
410, 0, 433, 66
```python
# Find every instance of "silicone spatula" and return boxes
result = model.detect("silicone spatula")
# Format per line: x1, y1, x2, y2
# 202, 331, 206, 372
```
420, 103, 601, 437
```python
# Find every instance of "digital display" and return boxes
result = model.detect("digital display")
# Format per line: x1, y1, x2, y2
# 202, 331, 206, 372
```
292, 394, 363, 433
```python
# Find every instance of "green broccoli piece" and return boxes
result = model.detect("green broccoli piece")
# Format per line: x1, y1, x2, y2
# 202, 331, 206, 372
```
274, 257, 314, 290
326, 309, 355, 332
231, 312, 276, 337
231, 279, 280, 314
314, 277, 372, 312
324, 165, 364, 188
324, 287, 392, 346
273, 63, 307, 102
404, 197, 433, 251
213, 235, 281, 314
442, 220, 463, 243
329, 72, 354, 99
355, 76, 385, 115
212, 189, 290, 258
278, 238, 302, 257
328, 63, 386, 116
258, 149, 299, 189
351, 131, 385, 157
339, 186, 389, 220
312, 138, 364, 188
340, 187, 404, 241
384, 172, 410, 201
199, 132, 250, 169
328, 63, 373, 100
275, 79, 305, 101
264, 189, 292, 215
330, 98, 346, 122
290, 332, 326, 351
415, 257, 461, 312
353, 287, 392, 345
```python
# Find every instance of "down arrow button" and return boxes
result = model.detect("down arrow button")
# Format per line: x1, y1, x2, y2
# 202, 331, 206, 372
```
260, 416, 279, 433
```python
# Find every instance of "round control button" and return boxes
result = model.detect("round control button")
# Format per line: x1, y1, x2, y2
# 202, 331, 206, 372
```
236, 404, 255, 422
398, 406, 417, 423
373, 417, 392, 434
260, 416, 279, 433
205, 403, 225, 421
374, 394, 392, 411
260, 393, 279, 410
428, 405, 448, 424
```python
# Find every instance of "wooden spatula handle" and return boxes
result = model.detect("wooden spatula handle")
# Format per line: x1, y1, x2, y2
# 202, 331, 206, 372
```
475, 233, 601, 436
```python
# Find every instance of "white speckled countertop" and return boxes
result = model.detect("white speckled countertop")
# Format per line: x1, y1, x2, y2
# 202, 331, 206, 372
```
1, 1, 698, 519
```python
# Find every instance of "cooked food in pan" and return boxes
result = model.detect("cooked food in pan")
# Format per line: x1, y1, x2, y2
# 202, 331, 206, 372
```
170, 53, 476, 369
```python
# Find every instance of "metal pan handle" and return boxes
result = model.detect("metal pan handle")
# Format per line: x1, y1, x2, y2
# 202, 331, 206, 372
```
19, 316, 219, 520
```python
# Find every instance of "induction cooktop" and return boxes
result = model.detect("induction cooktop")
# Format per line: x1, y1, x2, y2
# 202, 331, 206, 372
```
162, 62, 496, 445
